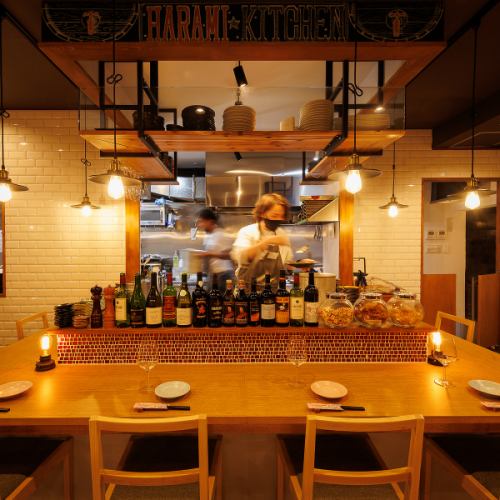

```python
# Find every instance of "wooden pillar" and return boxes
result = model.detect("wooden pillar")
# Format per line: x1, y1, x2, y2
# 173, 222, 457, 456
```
125, 198, 140, 281
338, 190, 354, 285
497, 181, 500, 272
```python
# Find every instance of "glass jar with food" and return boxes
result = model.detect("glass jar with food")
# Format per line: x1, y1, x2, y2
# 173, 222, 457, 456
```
353, 292, 389, 328
318, 292, 354, 328
387, 292, 424, 327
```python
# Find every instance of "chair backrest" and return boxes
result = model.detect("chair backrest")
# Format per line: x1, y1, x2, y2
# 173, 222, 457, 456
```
89, 414, 209, 500
435, 311, 475, 343
302, 414, 424, 500
16, 312, 50, 340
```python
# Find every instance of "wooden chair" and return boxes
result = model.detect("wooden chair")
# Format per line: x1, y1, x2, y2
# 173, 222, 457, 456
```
0, 436, 73, 499
15, 312, 50, 340
435, 311, 475, 343
89, 414, 222, 500
423, 435, 500, 499
276, 414, 424, 500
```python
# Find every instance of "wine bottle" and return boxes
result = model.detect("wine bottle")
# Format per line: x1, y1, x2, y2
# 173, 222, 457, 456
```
192, 272, 208, 327
275, 269, 290, 327
162, 271, 176, 327
223, 279, 235, 326
260, 273, 275, 327
146, 272, 162, 328
176, 273, 192, 327
304, 270, 319, 327
115, 272, 130, 327
248, 277, 260, 326
234, 279, 249, 327
289, 271, 304, 327
208, 275, 223, 327
130, 273, 146, 328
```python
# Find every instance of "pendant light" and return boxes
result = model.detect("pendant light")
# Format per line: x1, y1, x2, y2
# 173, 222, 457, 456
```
233, 61, 248, 88
379, 142, 408, 217
89, 0, 140, 199
331, 40, 381, 193
0, 19, 28, 202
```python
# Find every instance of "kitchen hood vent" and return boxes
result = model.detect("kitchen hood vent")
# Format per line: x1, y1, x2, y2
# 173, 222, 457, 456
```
298, 195, 338, 223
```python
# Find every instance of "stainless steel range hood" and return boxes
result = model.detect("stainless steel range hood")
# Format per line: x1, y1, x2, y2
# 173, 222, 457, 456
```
206, 175, 300, 208
299, 195, 339, 223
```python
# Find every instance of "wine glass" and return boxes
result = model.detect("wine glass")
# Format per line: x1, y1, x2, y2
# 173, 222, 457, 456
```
433, 334, 458, 387
287, 335, 307, 386
137, 337, 159, 392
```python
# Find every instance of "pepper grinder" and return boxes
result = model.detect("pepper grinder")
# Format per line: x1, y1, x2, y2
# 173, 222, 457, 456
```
90, 285, 103, 328
103, 285, 115, 328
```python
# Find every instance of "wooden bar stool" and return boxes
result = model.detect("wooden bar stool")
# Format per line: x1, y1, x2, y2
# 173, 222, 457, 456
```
276, 414, 424, 500
15, 312, 50, 340
89, 414, 222, 500
0, 436, 73, 499
424, 434, 500, 499
435, 311, 475, 343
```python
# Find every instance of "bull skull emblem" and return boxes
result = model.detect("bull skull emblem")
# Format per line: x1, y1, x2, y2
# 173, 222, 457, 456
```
387, 9, 408, 38
82, 11, 101, 36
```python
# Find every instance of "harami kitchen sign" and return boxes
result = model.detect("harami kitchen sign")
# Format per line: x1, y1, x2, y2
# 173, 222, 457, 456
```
42, 1, 444, 43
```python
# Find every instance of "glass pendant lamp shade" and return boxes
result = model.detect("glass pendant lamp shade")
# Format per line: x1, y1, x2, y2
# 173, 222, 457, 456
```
379, 142, 408, 217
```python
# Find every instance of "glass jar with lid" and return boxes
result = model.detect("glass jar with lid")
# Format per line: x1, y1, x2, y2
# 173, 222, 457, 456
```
318, 292, 354, 328
387, 292, 424, 327
353, 292, 389, 328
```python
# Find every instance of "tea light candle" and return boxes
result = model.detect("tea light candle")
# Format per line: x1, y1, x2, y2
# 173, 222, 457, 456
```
432, 331, 442, 352
35, 334, 56, 371
40, 334, 50, 356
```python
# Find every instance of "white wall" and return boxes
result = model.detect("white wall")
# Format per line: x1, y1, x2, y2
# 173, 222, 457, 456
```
0, 110, 126, 345
354, 130, 499, 296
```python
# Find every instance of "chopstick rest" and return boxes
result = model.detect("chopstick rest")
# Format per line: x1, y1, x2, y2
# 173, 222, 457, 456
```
0, 408, 10, 413
481, 401, 500, 410
133, 402, 190, 412
307, 403, 365, 412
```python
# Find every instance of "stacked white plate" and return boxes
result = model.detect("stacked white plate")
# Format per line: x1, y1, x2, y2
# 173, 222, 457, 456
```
333, 112, 391, 130
223, 105, 256, 132
299, 99, 333, 131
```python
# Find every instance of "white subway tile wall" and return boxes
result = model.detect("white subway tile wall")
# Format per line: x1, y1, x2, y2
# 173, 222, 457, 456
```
354, 130, 499, 296
1, 111, 125, 344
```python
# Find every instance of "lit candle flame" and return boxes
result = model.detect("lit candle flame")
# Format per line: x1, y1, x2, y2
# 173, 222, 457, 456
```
40, 334, 51, 355
432, 331, 442, 352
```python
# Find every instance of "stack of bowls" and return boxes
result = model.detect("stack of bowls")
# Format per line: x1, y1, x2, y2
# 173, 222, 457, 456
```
222, 104, 256, 132
182, 105, 216, 131
299, 99, 333, 131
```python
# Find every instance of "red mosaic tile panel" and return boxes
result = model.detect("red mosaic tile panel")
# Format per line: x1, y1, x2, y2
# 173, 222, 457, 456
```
56, 326, 431, 364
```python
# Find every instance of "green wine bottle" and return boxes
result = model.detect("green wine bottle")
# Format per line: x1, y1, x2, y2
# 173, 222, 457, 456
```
289, 272, 304, 327
162, 271, 177, 327
130, 273, 146, 328
115, 272, 130, 327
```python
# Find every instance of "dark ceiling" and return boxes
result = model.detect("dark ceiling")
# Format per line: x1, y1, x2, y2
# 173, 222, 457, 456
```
0, 0, 499, 149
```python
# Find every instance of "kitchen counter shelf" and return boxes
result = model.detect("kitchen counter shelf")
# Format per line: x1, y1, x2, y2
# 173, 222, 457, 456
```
54, 324, 431, 365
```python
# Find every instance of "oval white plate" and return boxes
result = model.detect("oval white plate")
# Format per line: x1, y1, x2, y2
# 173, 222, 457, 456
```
0, 380, 33, 400
311, 380, 348, 399
155, 381, 191, 400
468, 379, 500, 398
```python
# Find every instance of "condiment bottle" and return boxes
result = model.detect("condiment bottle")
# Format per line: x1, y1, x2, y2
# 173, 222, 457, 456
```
90, 285, 103, 328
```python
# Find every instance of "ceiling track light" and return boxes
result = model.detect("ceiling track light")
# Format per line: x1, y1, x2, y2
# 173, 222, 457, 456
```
379, 142, 408, 217
233, 61, 248, 88
329, 39, 381, 193
234, 152, 243, 161
0, 20, 28, 202
88, 0, 141, 200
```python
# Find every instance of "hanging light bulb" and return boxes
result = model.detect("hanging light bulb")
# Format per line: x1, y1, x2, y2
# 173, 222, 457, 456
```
88, 0, 141, 199
388, 203, 399, 218
0, 182, 11, 202
108, 175, 125, 199
81, 203, 92, 217
345, 169, 362, 194
379, 142, 408, 216
464, 183, 481, 210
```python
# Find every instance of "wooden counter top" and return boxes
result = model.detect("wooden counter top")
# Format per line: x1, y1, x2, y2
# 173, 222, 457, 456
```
0, 332, 498, 434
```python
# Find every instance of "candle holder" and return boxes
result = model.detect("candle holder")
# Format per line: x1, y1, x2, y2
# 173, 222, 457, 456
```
35, 334, 56, 371
427, 330, 443, 366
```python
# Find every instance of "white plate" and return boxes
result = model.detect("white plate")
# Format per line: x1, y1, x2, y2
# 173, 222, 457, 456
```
468, 379, 500, 397
0, 380, 33, 399
155, 381, 191, 400
311, 381, 348, 399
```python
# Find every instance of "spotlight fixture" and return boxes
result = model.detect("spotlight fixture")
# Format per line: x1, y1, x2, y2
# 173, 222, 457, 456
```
88, 0, 141, 199
233, 61, 248, 88
375, 105, 385, 113
0, 20, 28, 202
234, 152, 243, 161
379, 142, 408, 217
329, 40, 381, 193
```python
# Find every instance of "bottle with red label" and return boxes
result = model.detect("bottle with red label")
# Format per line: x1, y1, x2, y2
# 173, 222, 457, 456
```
275, 270, 290, 327
162, 271, 176, 327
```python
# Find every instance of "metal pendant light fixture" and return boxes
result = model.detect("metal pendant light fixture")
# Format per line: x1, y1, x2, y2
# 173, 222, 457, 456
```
379, 142, 408, 217
89, 0, 140, 199
331, 40, 381, 193
0, 19, 28, 202
233, 61, 248, 88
